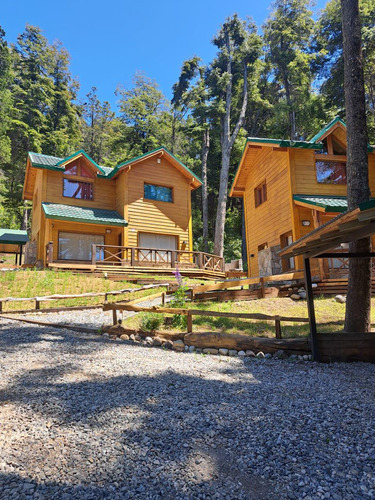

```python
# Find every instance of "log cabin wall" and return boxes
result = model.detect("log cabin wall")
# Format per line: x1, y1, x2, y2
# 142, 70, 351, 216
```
125, 156, 192, 251
243, 146, 293, 277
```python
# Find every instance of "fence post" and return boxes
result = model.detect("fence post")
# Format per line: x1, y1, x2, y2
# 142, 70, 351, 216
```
161, 292, 165, 306
131, 248, 136, 267
35, 299, 40, 310
187, 311, 193, 333
198, 252, 203, 269
275, 316, 281, 339
112, 308, 118, 325
92, 244, 97, 266
260, 277, 265, 298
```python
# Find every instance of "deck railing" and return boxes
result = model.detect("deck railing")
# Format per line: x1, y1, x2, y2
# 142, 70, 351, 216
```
92, 244, 224, 272
45, 241, 224, 272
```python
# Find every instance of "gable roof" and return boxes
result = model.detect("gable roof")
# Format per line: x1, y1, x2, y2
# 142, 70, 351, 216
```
230, 117, 375, 197
25, 147, 202, 199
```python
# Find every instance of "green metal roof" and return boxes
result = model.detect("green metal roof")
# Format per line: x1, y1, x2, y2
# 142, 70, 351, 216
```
292, 194, 372, 213
0, 229, 29, 245
309, 116, 346, 143
246, 137, 323, 150
55, 150, 106, 174
42, 203, 128, 226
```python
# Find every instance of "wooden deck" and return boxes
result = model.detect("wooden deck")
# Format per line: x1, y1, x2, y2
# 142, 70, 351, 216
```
46, 243, 226, 279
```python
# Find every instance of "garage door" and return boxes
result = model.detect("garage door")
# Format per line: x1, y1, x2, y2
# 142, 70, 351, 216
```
138, 233, 177, 262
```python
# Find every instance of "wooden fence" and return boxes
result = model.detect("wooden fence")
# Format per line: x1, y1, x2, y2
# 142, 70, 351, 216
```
0, 283, 169, 314
103, 302, 310, 339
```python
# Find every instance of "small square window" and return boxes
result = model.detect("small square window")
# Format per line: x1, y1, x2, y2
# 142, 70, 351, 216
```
316, 161, 347, 184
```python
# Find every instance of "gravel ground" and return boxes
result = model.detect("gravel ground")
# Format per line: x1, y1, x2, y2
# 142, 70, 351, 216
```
0, 316, 374, 500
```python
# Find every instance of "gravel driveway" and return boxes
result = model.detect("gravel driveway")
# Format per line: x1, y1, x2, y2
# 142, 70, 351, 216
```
0, 316, 374, 499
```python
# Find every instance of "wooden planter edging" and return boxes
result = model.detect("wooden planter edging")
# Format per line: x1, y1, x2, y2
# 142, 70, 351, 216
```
316, 332, 375, 363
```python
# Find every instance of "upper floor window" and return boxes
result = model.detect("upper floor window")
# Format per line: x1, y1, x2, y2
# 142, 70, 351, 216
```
63, 179, 94, 200
144, 183, 173, 203
64, 163, 95, 178
316, 160, 347, 184
254, 181, 267, 207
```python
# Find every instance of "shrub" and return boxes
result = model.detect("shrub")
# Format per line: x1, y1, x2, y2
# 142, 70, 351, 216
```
140, 313, 163, 332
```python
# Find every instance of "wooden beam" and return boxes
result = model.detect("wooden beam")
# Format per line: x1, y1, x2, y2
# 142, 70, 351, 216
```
304, 257, 319, 361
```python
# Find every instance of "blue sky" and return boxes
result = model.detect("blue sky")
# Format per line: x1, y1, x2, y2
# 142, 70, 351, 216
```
2, 0, 327, 110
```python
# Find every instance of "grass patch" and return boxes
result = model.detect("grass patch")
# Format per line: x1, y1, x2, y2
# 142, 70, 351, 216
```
0, 269, 167, 312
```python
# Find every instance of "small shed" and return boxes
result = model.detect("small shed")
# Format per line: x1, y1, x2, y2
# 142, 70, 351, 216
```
279, 201, 375, 363
0, 229, 29, 265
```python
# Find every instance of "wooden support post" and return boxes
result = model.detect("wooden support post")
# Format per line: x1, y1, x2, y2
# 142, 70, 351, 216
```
35, 300, 40, 310
19, 245, 23, 266
104, 293, 108, 302
187, 311, 193, 333
131, 247, 136, 267
112, 308, 118, 325
161, 292, 165, 306
0, 301, 3, 313
171, 251, 177, 268
198, 252, 203, 269
47, 242, 53, 264
260, 277, 265, 298
189, 289, 194, 302
274, 316, 281, 339
92, 244, 97, 266
304, 257, 319, 361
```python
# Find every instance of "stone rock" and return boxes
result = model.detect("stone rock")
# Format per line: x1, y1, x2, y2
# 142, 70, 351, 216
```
245, 350, 256, 357
188, 346, 196, 353
238, 350, 246, 357
256, 351, 265, 358
184, 345, 189, 352
108, 324, 126, 336
264, 353, 273, 359
145, 336, 153, 345
298, 287, 305, 292
218, 348, 229, 356
173, 340, 185, 352
135, 334, 142, 342
129, 334, 136, 342
102, 333, 110, 338
312, 283, 318, 288
303, 354, 310, 361
162, 340, 173, 350
120, 334, 130, 341
228, 349, 238, 357
203, 348, 219, 355
289, 354, 298, 360
290, 294, 301, 300
152, 337, 163, 347
298, 291, 307, 299
274, 349, 288, 359
334, 294, 346, 304
196, 348, 203, 354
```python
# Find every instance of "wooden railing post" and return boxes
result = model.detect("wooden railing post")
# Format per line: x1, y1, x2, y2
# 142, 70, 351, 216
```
171, 250, 177, 268
198, 252, 203, 269
131, 247, 136, 266
92, 244, 97, 265
46, 241, 53, 264
112, 308, 118, 325
187, 311, 193, 333
275, 315, 281, 339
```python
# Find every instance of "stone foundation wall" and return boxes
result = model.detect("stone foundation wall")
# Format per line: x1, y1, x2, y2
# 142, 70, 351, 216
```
258, 245, 282, 277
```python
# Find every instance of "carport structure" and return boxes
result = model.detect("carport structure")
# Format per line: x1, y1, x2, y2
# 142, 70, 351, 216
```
0, 229, 29, 265
280, 201, 375, 362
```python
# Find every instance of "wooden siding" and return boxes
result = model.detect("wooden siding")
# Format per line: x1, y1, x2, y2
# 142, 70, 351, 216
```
126, 156, 192, 251
243, 147, 293, 277
45, 156, 116, 210
293, 148, 375, 196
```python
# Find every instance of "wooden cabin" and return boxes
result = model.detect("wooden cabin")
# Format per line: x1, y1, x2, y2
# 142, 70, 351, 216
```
230, 117, 375, 279
22, 147, 225, 276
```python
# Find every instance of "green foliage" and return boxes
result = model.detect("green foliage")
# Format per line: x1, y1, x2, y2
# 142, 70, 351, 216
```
140, 313, 164, 333
170, 283, 189, 330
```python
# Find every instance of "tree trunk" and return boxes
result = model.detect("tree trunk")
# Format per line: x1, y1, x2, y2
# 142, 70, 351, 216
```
201, 128, 210, 252
341, 0, 371, 333
21, 203, 29, 231
214, 148, 231, 256
241, 199, 247, 270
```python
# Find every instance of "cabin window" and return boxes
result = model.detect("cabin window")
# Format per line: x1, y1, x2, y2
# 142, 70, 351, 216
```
64, 163, 95, 178
144, 183, 173, 203
63, 179, 94, 200
280, 231, 295, 271
316, 161, 347, 184
254, 181, 267, 207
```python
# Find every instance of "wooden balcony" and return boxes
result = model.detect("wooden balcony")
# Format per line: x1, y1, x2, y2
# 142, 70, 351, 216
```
45, 242, 225, 278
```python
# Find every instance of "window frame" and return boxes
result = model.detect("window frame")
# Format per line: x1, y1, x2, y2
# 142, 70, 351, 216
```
280, 231, 295, 272
143, 183, 174, 203
315, 159, 347, 185
254, 181, 267, 208
62, 178, 95, 201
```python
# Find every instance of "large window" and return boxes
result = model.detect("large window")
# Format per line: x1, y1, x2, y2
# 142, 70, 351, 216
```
254, 181, 267, 207
63, 179, 94, 200
144, 183, 173, 203
316, 160, 347, 184
58, 232, 104, 261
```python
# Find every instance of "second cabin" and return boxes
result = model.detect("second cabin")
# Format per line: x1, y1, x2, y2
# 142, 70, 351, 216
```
230, 117, 375, 279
